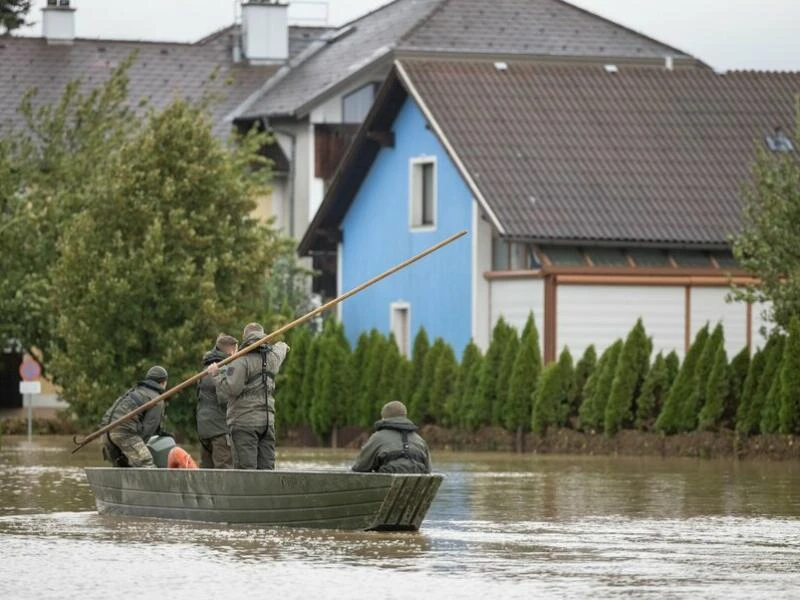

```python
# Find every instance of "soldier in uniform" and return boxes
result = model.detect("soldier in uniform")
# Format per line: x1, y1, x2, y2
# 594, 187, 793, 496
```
196, 334, 238, 468
352, 400, 431, 474
101, 366, 169, 468
209, 323, 289, 470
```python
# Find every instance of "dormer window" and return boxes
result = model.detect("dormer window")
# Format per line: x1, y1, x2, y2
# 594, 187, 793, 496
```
766, 127, 794, 153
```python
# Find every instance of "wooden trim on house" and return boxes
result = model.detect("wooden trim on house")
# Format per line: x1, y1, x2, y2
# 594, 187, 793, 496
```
684, 286, 691, 353
543, 275, 557, 364
554, 274, 759, 286
746, 302, 753, 350
542, 265, 750, 277
484, 269, 545, 280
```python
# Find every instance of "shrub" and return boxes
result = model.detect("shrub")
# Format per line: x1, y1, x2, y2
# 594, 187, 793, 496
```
493, 327, 520, 425
697, 344, 730, 431
473, 318, 512, 428
578, 340, 623, 432
735, 346, 766, 435
459, 341, 484, 431
604, 319, 652, 435
635, 353, 669, 431
779, 316, 800, 434
572, 345, 597, 421
756, 335, 786, 434
680, 323, 724, 431
505, 313, 542, 434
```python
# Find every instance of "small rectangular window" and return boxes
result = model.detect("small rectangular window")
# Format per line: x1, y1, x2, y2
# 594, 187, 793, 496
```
390, 303, 410, 357
492, 237, 510, 270
342, 83, 378, 123
410, 158, 436, 229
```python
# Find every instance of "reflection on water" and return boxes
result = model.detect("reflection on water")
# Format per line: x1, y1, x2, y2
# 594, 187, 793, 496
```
1, 436, 799, 599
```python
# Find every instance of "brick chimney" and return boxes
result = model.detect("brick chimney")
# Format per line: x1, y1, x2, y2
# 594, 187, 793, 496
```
42, 0, 76, 45
241, 1, 289, 64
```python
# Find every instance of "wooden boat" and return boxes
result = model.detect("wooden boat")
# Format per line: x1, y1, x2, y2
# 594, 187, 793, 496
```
84, 467, 443, 531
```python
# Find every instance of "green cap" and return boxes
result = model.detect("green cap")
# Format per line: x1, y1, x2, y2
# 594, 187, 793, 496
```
146, 365, 168, 382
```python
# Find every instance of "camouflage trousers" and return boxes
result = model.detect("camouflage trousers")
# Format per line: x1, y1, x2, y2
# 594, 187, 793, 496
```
199, 434, 234, 469
105, 429, 156, 468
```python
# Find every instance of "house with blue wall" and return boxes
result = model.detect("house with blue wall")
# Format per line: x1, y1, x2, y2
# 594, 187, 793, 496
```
300, 59, 800, 362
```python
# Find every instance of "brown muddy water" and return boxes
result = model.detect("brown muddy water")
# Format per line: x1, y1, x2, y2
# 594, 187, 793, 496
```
0, 436, 798, 599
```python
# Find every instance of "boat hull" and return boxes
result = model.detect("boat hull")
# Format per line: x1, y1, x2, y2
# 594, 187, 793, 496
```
84, 468, 442, 531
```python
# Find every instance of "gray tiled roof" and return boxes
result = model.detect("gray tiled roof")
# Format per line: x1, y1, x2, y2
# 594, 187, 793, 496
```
239, 0, 442, 119
398, 0, 692, 59
399, 59, 800, 245
241, 0, 697, 121
0, 36, 278, 139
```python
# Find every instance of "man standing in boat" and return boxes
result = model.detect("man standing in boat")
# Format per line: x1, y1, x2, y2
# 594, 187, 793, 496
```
352, 401, 432, 474
208, 323, 289, 470
100, 366, 169, 468
196, 334, 238, 469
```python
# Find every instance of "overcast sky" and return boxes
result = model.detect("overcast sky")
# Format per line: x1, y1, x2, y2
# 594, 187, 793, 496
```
20, 0, 800, 72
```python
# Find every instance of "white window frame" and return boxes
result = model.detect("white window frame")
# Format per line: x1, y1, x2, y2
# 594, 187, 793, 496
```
390, 301, 411, 358
408, 156, 437, 232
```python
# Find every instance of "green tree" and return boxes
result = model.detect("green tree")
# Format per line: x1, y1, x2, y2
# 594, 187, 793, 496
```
572, 345, 597, 422
276, 326, 311, 427
578, 340, 623, 433
473, 318, 512, 428
747, 335, 785, 434
505, 313, 542, 444
493, 326, 520, 425
347, 331, 371, 424
604, 319, 652, 436
531, 348, 573, 433
656, 325, 710, 434
680, 323, 724, 431
779, 316, 800, 434
49, 98, 287, 434
725, 347, 751, 428
735, 346, 767, 435
410, 338, 447, 424
375, 334, 404, 417
431, 343, 459, 427
635, 353, 669, 431
664, 350, 681, 388
408, 327, 430, 402
731, 110, 800, 331
459, 341, 484, 431
356, 330, 386, 427
758, 336, 786, 434
299, 334, 322, 426
761, 366, 784, 434
1, 1, 31, 35
697, 344, 730, 431
310, 330, 350, 445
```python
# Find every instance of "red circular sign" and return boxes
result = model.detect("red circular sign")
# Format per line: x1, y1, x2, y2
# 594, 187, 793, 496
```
19, 359, 42, 381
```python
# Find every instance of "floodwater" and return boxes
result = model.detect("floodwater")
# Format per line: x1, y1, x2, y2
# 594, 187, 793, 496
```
0, 437, 798, 599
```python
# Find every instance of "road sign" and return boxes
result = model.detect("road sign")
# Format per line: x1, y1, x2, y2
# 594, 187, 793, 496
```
19, 381, 41, 394
19, 358, 41, 381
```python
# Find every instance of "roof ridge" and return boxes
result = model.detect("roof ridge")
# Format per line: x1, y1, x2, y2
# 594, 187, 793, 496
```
396, 0, 450, 47
552, 0, 694, 60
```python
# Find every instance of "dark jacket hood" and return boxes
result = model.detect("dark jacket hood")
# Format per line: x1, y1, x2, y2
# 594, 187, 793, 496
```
139, 379, 164, 393
374, 416, 418, 432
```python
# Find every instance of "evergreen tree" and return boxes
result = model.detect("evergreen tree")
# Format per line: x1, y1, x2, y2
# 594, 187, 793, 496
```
473, 318, 511, 428
761, 365, 784, 434
408, 327, 430, 403
604, 319, 652, 435
578, 340, 623, 432
431, 343, 459, 426
655, 324, 710, 434
736, 347, 767, 435
531, 363, 561, 434
556, 347, 576, 426
276, 326, 310, 427
505, 314, 542, 437
665, 350, 681, 388
572, 345, 597, 421
697, 344, 730, 431
493, 327, 520, 425
779, 316, 800, 434
725, 346, 751, 428
458, 341, 484, 430
635, 353, 669, 431
299, 334, 321, 426
0, 0, 32, 35
375, 334, 404, 417
680, 323, 724, 431
578, 344, 612, 428
309, 333, 350, 445
754, 335, 785, 434
357, 330, 387, 427
410, 338, 447, 424
347, 331, 371, 424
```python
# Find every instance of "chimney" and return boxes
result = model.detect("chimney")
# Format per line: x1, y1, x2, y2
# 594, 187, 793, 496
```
241, 1, 289, 64
665, 56, 674, 71
42, 0, 76, 45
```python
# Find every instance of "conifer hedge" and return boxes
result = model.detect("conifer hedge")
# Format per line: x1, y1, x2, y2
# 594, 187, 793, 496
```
604, 319, 652, 436
656, 324, 709, 434
779, 316, 800, 434
634, 353, 669, 431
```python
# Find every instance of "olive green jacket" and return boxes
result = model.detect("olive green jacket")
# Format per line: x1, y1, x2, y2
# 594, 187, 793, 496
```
100, 379, 165, 440
351, 416, 432, 474
196, 347, 229, 440
217, 335, 289, 429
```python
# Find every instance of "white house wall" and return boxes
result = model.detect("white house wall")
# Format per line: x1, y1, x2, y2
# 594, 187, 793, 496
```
557, 284, 685, 359
689, 287, 748, 356
489, 278, 545, 352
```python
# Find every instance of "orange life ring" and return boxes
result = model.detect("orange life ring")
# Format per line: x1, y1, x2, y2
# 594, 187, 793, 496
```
167, 446, 198, 469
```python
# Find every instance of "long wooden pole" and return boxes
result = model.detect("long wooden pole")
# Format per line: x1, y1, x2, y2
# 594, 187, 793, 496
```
71, 229, 467, 454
